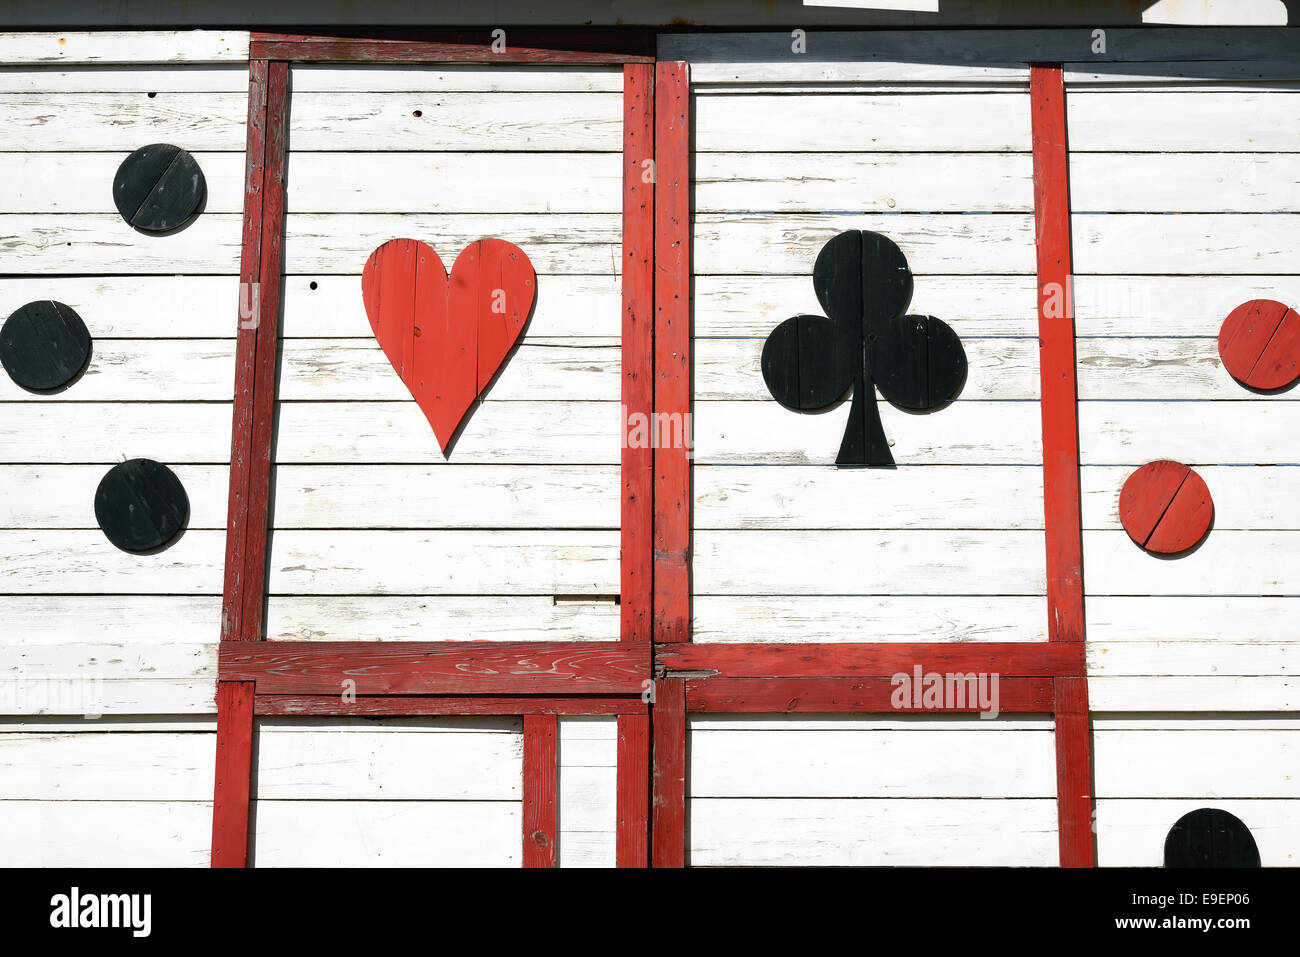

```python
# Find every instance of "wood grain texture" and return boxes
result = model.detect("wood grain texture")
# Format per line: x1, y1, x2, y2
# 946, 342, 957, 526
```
1072, 213, 1300, 274
218, 640, 651, 695
0, 31, 249, 63
658, 642, 1083, 678
289, 64, 623, 92
0, 64, 250, 92
0, 93, 248, 150
523, 713, 558, 867
251, 31, 653, 64
654, 60, 691, 646
622, 62, 654, 652
254, 696, 638, 716
210, 680, 253, 867
651, 676, 686, 868
560, 716, 618, 867
1067, 91, 1300, 151
616, 712, 650, 867
686, 677, 1054, 714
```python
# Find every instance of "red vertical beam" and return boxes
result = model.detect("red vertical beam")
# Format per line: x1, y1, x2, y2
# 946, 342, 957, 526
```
522, 714, 559, 867
617, 61, 655, 869
1030, 63, 1095, 868
212, 58, 287, 868
653, 61, 691, 646
211, 681, 255, 867
651, 677, 687, 867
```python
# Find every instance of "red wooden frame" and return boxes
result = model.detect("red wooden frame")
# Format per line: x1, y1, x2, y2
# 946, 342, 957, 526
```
211, 34, 657, 869
644, 60, 1097, 868
213, 36, 1097, 871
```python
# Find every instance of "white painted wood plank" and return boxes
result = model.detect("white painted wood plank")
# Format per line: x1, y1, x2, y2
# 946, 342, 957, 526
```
0, 641, 215, 681
1096, 799, 1299, 867
689, 798, 1058, 866
1075, 338, 1300, 400
1094, 716, 1300, 732
0, 679, 215, 715
266, 530, 619, 596
693, 714, 1054, 732
269, 464, 619, 530
695, 465, 1044, 529
1089, 676, 1297, 711
0, 401, 620, 465
694, 399, 1042, 465
288, 92, 621, 151
695, 336, 1039, 401
0, 529, 223, 594
694, 274, 1039, 338
1079, 401, 1300, 465
0, 276, 239, 338
0, 731, 213, 799
0, 340, 236, 402
0, 213, 242, 273
1087, 596, 1300, 643
284, 213, 619, 275
0, 799, 210, 866
290, 64, 622, 92
1089, 642, 1295, 677
693, 92, 1031, 152
0, 92, 247, 149
278, 339, 620, 402
694, 213, 1036, 275
1072, 213, 1300, 274
0, 596, 221, 642
1068, 91, 1300, 151
1065, 61, 1300, 86
283, 273, 621, 338
265, 595, 619, 643
286, 152, 621, 213
1084, 530, 1300, 596
694, 595, 1047, 644
1071, 153, 1300, 212
1083, 466, 1300, 530
690, 723, 1056, 797
0, 31, 249, 63
254, 717, 522, 800
251, 800, 519, 867
694, 529, 1047, 595
1072, 276, 1300, 337
0, 465, 227, 528
0, 64, 250, 92
687, 62, 1028, 86
694, 152, 1034, 212
558, 716, 616, 868
0, 715, 215, 732
277, 400, 620, 464
0, 151, 244, 213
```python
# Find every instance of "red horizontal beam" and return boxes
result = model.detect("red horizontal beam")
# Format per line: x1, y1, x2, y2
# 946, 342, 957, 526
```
250, 31, 655, 63
657, 642, 1084, 678
220, 640, 652, 696
685, 677, 1054, 714
253, 695, 647, 717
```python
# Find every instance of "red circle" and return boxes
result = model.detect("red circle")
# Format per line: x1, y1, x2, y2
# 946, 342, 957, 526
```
1119, 461, 1213, 555
1218, 299, 1300, 390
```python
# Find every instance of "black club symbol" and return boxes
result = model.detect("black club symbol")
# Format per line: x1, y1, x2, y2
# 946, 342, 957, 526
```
760, 230, 968, 466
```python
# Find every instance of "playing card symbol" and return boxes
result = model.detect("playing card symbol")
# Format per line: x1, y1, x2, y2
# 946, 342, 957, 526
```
761, 230, 967, 466
362, 237, 536, 453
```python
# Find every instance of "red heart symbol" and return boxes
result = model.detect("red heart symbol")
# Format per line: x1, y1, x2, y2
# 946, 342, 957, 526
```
362, 237, 536, 452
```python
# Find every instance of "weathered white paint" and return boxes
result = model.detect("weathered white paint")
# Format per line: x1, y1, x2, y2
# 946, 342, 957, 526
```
0, 31, 249, 63
291, 64, 623, 93
0, 92, 247, 149
558, 716, 616, 868
1096, 799, 1299, 866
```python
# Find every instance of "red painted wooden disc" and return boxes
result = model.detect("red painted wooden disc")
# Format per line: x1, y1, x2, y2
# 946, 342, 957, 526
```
1119, 461, 1214, 555
1218, 299, 1300, 390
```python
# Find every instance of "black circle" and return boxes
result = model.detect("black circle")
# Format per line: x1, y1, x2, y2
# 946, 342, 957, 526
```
762, 314, 856, 411
870, 314, 967, 411
1164, 808, 1261, 868
94, 459, 190, 552
309, 281, 319, 291
0, 300, 92, 392
113, 144, 207, 232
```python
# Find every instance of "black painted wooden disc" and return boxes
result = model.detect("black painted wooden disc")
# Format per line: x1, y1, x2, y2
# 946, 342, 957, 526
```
870, 314, 968, 410
94, 459, 190, 552
0, 300, 92, 392
1164, 808, 1261, 868
113, 144, 207, 232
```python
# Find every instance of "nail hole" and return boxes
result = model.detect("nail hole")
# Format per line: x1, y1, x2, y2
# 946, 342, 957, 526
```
309, 281, 318, 290
147, 91, 157, 98
412, 109, 423, 118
